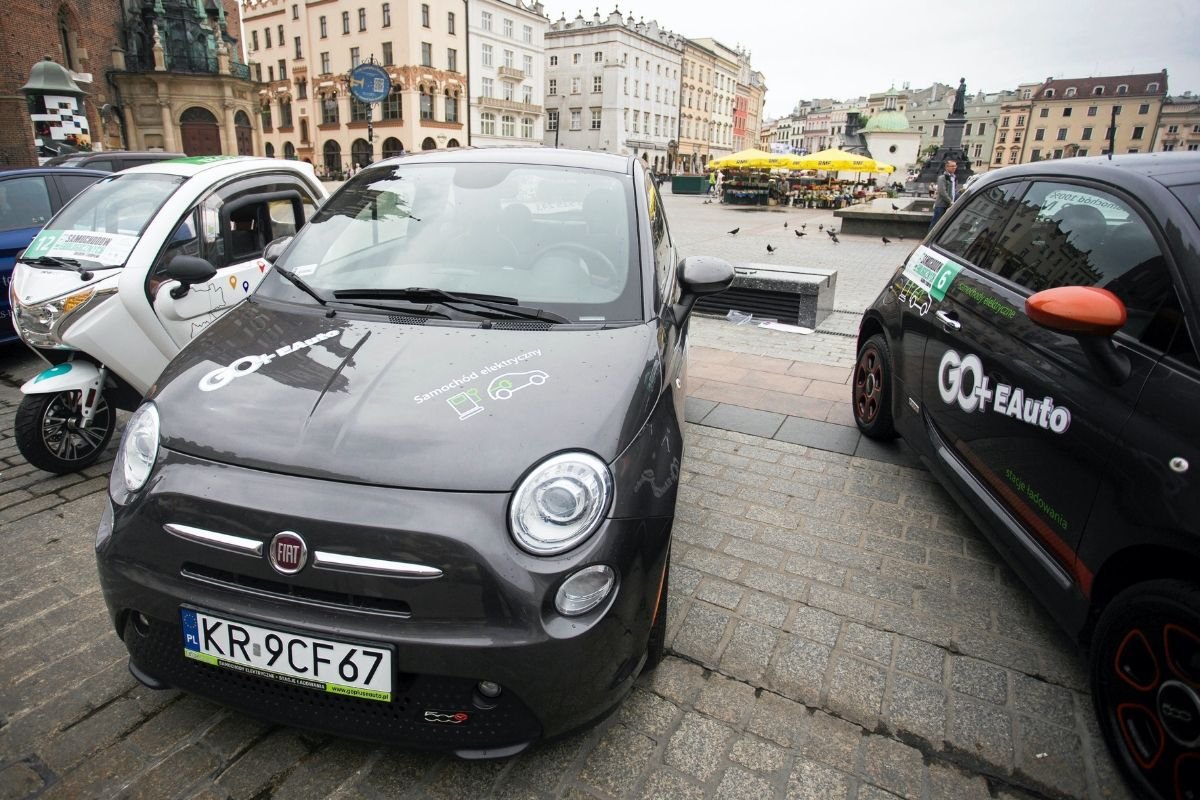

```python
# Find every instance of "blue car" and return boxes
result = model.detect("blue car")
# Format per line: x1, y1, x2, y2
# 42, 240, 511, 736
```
1, 167, 108, 344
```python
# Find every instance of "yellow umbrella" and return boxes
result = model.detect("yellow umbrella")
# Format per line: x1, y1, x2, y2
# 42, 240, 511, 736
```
706, 148, 799, 170
791, 148, 895, 173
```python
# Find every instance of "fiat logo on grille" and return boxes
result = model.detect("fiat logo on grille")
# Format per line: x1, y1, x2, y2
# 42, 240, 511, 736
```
268, 531, 307, 575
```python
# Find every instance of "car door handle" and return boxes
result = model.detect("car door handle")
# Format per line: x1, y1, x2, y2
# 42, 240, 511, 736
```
935, 310, 962, 330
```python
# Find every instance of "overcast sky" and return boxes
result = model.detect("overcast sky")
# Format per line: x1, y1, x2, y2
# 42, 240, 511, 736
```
542, 0, 1200, 119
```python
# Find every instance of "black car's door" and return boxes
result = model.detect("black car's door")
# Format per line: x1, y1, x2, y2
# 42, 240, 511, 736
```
919, 178, 1168, 601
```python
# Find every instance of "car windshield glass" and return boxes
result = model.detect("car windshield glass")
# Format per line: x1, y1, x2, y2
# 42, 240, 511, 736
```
31, 173, 185, 267
267, 161, 641, 322
1170, 183, 1200, 229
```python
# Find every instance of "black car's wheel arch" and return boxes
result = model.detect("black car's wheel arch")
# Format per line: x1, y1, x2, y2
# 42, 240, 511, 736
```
1081, 543, 1200, 647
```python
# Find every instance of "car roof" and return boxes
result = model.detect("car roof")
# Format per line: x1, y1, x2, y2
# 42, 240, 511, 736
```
375, 147, 635, 174
977, 152, 1200, 188
118, 155, 317, 180
0, 166, 111, 179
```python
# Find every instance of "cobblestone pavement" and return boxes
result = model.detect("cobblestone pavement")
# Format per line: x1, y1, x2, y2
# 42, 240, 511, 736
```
0, 341, 1131, 800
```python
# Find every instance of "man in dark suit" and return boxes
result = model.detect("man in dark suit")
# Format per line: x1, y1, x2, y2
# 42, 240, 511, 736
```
930, 159, 959, 228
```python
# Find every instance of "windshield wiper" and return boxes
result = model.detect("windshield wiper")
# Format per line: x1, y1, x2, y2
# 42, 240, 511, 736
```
331, 287, 570, 323
275, 267, 329, 306
21, 255, 96, 281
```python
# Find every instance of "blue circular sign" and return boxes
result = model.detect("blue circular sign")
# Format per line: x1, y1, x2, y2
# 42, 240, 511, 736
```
348, 63, 392, 103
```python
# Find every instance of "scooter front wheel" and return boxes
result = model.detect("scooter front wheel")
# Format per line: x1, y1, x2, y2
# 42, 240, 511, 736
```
15, 390, 116, 474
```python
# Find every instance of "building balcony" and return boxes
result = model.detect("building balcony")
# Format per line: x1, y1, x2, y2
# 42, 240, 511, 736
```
476, 96, 543, 115
497, 66, 526, 81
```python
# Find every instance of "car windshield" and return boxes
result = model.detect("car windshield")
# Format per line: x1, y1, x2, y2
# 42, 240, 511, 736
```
25, 172, 184, 268
269, 160, 642, 323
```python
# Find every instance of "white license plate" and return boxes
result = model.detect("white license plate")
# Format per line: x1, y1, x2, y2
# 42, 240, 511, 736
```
180, 608, 392, 702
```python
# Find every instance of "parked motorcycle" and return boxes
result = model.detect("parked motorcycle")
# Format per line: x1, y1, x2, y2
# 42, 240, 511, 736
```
8, 157, 327, 473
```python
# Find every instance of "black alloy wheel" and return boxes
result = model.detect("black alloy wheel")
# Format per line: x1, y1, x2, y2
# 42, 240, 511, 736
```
852, 334, 897, 440
14, 390, 115, 474
1091, 580, 1200, 800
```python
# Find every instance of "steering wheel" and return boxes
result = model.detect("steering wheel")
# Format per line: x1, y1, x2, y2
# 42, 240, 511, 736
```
531, 242, 621, 287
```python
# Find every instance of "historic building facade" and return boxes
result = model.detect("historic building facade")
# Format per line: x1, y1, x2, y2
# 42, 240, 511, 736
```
689, 37, 737, 162
242, 0, 467, 177
468, 0, 547, 148
543, 8, 682, 172
676, 38, 716, 173
1157, 93, 1200, 152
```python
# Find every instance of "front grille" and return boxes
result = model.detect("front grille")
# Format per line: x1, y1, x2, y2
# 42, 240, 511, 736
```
182, 564, 412, 617
124, 616, 542, 749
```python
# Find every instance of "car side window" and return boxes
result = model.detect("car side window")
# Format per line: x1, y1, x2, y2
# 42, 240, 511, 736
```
0, 176, 53, 231
84, 160, 114, 172
56, 174, 103, 203
979, 181, 1171, 339
646, 179, 672, 296
934, 182, 1022, 266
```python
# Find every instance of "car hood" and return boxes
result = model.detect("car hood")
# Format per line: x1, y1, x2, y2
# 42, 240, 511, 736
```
152, 302, 663, 492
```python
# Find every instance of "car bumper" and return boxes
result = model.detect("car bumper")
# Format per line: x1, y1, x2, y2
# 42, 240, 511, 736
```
96, 448, 672, 756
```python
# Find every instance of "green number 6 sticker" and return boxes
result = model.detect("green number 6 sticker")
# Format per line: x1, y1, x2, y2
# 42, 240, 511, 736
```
929, 261, 963, 301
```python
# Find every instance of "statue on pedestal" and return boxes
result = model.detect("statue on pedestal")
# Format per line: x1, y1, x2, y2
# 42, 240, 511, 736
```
952, 78, 967, 116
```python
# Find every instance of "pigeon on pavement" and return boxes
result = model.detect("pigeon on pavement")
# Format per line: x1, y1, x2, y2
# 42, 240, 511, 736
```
795, 230, 805, 237
818, 224, 824, 231
784, 221, 788, 228
766, 243, 776, 253
830, 233, 840, 244
728, 227, 740, 235
891, 203, 900, 211
882, 236, 891, 244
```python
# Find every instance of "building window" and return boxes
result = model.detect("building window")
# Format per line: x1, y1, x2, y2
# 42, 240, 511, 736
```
1082, 126, 1093, 140
1044, 88, 1054, 98
445, 91, 458, 123
977, 122, 986, 135
482, 44, 492, 67
570, 109, 581, 130
1116, 84, 1128, 95
481, 112, 495, 135
591, 108, 601, 129
1034, 128, 1045, 141
932, 125, 939, 137
420, 86, 433, 120
299, 119, 309, 143
482, 77, 493, 97
523, 24, 532, 43
447, 48, 456, 71
421, 4, 429, 27
382, 42, 393, 66
1017, 114, 1026, 126
320, 52, 330, 74
278, 59, 287, 79
1138, 103, 1150, 114
319, 17, 327, 38
321, 95, 338, 125
523, 54, 533, 74
1062, 107, 1072, 117
502, 114, 514, 136
1132, 126, 1145, 140
1039, 108, 1049, 118
522, 85, 532, 104
572, 53, 580, 65
294, 37, 302, 59
350, 47, 360, 68
547, 110, 558, 130
382, 86, 401, 120
571, 77, 580, 94
297, 79, 307, 100
341, 11, 349, 34
421, 42, 432, 67
521, 117, 533, 138
1093, 86, 1105, 96
547, 79, 555, 95
999, 132, 1007, 144
264, 28, 272, 48
1087, 106, 1097, 116
1026, 149, 1036, 162
1056, 127, 1067, 140
382, 3, 390, 26
502, 82, 513, 101
351, 96, 370, 121
994, 149, 1003, 164
278, 24, 284, 46
593, 50, 603, 63
1148, 82, 1159, 92
592, 75, 602, 93
550, 55, 557, 66
481, 11, 491, 31
261, 104, 272, 131
1076, 149, 1088, 157
1001, 115, 1010, 128
503, 18, 512, 37
358, 8, 366, 31
1064, 87, 1076, 97
503, 49, 513, 68
291, 3, 298, 18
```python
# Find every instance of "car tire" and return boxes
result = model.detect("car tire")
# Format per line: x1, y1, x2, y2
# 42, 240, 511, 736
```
14, 390, 115, 474
644, 554, 670, 671
1090, 579, 1200, 800
852, 334, 898, 440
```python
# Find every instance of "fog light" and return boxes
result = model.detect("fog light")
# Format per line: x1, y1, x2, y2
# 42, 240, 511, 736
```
131, 611, 151, 637
555, 565, 615, 616
477, 680, 502, 698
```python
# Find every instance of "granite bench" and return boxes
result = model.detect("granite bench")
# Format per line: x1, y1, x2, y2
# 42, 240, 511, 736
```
694, 263, 837, 329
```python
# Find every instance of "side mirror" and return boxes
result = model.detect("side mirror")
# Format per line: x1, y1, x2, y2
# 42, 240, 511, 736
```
263, 235, 293, 265
164, 255, 217, 300
1026, 286, 1131, 383
673, 255, 735, 322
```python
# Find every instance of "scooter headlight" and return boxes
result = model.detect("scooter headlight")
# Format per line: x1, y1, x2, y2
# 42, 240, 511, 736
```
113, 402, 159, 499
13, 287, 106, 349
509, 452, 612, 556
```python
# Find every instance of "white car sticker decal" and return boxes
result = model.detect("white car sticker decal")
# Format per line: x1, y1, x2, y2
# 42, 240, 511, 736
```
937, 348, 1071, 434
198, 330, 340, 392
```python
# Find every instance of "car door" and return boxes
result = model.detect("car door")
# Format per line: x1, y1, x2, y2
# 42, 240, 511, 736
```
919, 178, 1166, 599
647, 175, 685, 416
153, 177, 319, 348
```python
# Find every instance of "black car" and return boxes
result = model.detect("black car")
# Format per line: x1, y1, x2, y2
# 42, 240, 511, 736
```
44, 150, 186, 171
96, 148, 733, 756
854, 153, 1200, 800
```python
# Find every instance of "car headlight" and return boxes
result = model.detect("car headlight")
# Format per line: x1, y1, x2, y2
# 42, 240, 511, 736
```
509, 452, 613, 556
114, 402, 159, 497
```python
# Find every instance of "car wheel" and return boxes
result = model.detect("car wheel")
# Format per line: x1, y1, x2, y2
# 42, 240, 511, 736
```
852, 334, 898, 440
1090, 579, 1200, 800
644, 554, 670, 671
14, 390, 115, 474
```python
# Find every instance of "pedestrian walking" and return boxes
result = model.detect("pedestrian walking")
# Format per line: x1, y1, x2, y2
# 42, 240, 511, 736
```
930, 159, 959, 228
708, 171, 717, 196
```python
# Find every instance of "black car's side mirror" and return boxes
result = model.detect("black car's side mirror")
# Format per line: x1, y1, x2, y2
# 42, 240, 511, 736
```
1026, 286, 1131, 384
673, 256, 735, 322
263, 236, 293, 265
164, 255, 218, 299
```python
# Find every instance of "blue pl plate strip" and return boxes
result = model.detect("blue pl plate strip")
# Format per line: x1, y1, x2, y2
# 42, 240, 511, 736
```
181, 608, 200, 652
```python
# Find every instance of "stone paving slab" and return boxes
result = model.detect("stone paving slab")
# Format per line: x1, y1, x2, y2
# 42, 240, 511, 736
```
0, 345, 1131, 800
